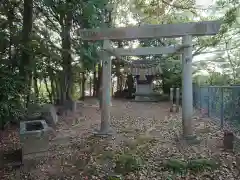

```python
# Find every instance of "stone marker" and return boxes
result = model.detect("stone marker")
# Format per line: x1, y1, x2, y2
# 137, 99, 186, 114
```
64, 100, 77, 111
25, 103, 42, 121
20, 120, 50, 155
59, 100, 79, 116
41, 104, 58, 127
223, 131, 234, 151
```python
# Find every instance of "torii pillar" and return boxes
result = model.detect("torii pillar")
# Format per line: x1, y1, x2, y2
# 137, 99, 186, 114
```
94, 40, 113, 136
182, 35, 194, 138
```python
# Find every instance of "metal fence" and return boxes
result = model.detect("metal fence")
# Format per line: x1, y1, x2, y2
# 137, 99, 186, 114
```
193, 84, 240, 134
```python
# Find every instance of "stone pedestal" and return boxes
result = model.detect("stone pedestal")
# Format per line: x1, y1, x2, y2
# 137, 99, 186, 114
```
20, 120, 50, 155
135, 83, 153, 101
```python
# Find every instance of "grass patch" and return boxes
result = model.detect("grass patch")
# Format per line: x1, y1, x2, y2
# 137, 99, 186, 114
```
114, 153, 144, 174
188, 158, 219, 172
107, 175, 123, 180
135, 135, 157, 145
163, 158, 220, 175
97, 150, 115, 162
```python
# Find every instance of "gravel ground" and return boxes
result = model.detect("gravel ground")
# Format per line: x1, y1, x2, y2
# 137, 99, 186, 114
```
1, 99, 240, 180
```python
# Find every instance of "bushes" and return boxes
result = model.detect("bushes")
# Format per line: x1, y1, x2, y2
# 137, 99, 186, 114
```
0, 69, 25, 129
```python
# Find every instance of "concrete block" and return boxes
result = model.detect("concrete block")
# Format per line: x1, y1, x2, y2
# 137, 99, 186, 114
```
61, 100, 79, 115
20, 120, 50, 155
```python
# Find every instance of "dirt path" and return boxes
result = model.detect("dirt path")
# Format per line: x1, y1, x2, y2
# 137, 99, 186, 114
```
1, 99, 240, 180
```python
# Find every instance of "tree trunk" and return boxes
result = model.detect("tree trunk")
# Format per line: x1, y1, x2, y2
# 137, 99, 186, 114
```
44, 76, 52, 103
56, 71, 64, 104
20, 0, 33, 108
60, 2, 72, 104
33, 69, 39, 102
116, 41, 122, 92
20, 0, 33, 82
126, 75, 134, 97
81, 72, 86, 100
55, 73, 61, 105
116, 63, 121, 91
93, 69, 97, 96
48, 68, 56, 102
119, 75, 123, 91
26, 72, 33, 108
89, 76, 92, 96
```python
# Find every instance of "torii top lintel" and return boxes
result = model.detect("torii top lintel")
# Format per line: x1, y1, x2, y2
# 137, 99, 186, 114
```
78, 20, 221, 41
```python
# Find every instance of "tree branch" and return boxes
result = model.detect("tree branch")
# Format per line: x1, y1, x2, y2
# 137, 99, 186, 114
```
34, 4, 61, 33
161, 0, 198, 15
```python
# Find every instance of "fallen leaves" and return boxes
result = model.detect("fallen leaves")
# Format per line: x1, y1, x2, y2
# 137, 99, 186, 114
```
1, 99, 240, 179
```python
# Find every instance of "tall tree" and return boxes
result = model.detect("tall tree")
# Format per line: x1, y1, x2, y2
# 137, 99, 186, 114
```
20, 0, 34, 107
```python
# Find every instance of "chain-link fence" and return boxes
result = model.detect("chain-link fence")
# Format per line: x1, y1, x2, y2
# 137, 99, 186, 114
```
193, 84, 240, 135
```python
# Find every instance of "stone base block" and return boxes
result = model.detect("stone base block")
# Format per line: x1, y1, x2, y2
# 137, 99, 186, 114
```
20, 120, 50, 155
183, 135, 201, 145
93, 128, 114, 137
134, 83, 158, 102
134, 96, 158, 102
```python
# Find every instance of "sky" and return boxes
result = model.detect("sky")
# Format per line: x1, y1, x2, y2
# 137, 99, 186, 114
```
115, 0, 217, 63
195, 0, 214, 8
193, 0, 215, 61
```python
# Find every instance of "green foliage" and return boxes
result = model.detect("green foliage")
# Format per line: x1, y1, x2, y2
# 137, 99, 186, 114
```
188, 159, 219, 173
0, 0, 239, 129
207, 72, 232, 85
163, 158, 219, 174
115, 153, 144, 174
0, 69, 25, 128
163, 159, 187, 174
107, 175, 123, 180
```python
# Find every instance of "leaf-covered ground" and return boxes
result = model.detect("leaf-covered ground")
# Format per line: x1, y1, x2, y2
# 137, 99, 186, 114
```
1, 99, 240, 180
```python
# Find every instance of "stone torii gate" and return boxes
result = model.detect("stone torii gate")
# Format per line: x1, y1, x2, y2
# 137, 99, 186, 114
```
78, 20, 221, 138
